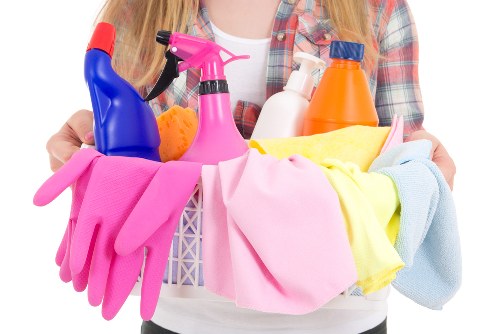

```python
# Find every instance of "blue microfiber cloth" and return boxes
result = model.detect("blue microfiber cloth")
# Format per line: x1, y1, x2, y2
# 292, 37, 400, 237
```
369, 140, 462, 309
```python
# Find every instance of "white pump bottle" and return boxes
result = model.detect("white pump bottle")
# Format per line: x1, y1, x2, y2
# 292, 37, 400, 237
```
251, 52, 325, 139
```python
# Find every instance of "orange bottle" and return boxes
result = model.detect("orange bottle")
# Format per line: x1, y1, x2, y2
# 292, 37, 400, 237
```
302, 41, 379, 135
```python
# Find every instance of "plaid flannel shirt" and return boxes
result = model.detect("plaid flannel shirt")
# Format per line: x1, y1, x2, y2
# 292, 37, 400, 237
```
148, 0, 424, 139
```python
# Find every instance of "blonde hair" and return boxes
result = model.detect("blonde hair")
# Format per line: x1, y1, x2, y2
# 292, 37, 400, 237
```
322, 0, 377, 68
98, 0, 376, 90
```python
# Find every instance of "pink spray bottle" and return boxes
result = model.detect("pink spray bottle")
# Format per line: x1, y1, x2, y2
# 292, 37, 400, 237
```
145, 32, 249, 164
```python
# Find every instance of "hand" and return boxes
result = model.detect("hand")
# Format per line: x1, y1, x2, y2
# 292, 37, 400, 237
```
46, 109, 94, 172
405, 130, 456, 190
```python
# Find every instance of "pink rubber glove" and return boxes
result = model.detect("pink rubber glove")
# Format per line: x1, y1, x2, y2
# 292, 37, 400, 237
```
70, 155, 162, 307
34, 150, 163, 314
110, 161, 202, 320
381, 114, 404, 154
34, 149, 103, 290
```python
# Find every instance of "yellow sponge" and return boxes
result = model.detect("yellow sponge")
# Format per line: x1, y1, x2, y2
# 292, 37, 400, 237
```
156, 105, 198, 162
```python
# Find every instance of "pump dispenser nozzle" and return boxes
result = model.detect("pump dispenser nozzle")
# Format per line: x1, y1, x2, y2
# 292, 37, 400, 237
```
251, 52, 325, 139
284, 52, 326, 100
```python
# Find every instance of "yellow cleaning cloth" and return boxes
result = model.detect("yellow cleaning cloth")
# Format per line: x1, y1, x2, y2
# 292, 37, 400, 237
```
320, 159, 404, 294
249, 125, 391, 172
156, 105, 198, 162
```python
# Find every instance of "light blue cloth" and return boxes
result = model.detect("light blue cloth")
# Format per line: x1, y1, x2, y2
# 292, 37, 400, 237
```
369, 140, 461, 310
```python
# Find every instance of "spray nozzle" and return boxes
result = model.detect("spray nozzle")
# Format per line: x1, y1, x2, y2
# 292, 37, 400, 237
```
156, 31, 172, 46
284, 52, 326, 100
144, 30, 249, 101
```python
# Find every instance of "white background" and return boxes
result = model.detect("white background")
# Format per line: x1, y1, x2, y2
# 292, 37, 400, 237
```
1, 0, 499, 333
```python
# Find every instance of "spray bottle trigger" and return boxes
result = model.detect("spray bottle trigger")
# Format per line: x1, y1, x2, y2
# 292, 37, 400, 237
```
144, 50, 180, 101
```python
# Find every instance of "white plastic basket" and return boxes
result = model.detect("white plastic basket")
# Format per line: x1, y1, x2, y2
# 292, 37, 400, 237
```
163, 180, 204, 287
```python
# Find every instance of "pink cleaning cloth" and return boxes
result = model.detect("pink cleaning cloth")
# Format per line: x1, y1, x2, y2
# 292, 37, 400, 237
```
381, 115, 404, 154
201, 149, 357, 314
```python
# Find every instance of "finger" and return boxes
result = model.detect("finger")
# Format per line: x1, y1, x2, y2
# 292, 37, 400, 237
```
140, 221, 178, 320
102, 250, 144, 320
70, 213, 99, 275
66, 110, 95, 145
447, 176, 455, 191
87, 227, 114, 307
115, 161, 201, 255
59, 254, 72, 283
34, 149, 102, 206
431, 139, 456, 189
404, 130, 438, 154
433, 156, 456, 191
59, 220, 74, 283
55, 220, 71, 266
50, 154, 64, 173
47, 134, 81, 166
72, 226, 98, 292
438, 165, 454, 190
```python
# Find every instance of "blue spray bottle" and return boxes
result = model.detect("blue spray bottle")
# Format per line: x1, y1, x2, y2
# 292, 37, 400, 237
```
84, 22, 161, 161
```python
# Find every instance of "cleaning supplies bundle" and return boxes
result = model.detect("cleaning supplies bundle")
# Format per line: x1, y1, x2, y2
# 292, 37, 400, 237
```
35, 23, 202, 320
34, 23, 461, 323
34, 23, 252, 320
34, 119, 404, 319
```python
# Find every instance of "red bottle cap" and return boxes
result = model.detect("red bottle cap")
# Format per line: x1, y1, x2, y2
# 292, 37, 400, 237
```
86, 22, 116, 57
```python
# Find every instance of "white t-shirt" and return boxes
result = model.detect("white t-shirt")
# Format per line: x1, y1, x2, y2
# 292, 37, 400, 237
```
148, 285, 388, 334
149, 24, 389, 334
210, 22, 270, 111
